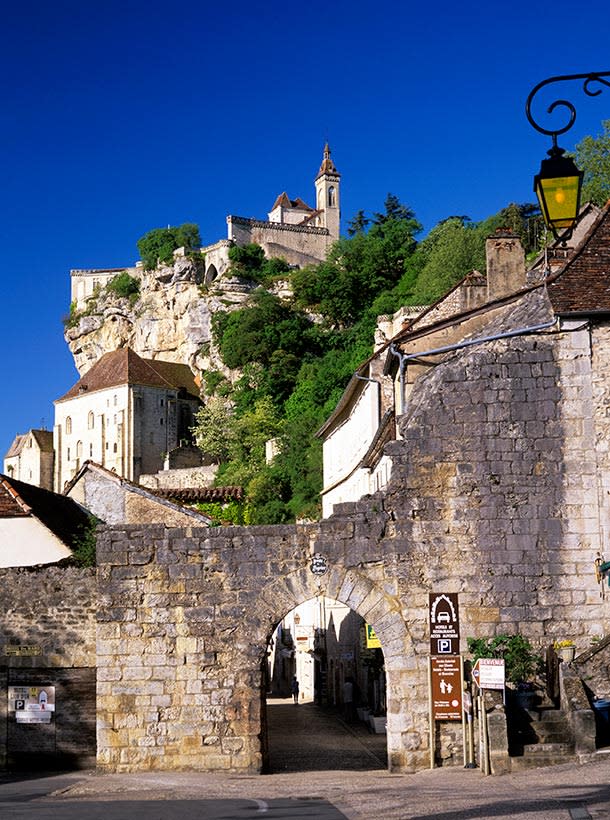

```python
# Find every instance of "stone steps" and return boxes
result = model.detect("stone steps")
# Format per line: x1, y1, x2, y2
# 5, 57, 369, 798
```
509, 704, 576, 770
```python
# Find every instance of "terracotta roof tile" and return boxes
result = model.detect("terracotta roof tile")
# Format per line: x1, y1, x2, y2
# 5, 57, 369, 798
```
547, 202, 610, 314
4, 434, 26, 459
152, 486, 244, 503
0, 475, 91, 546
56, 348, 199, 402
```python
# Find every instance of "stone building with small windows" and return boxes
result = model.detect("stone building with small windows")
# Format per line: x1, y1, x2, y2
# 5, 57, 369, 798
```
53, 348, 201, 492
3, 429, 54, 490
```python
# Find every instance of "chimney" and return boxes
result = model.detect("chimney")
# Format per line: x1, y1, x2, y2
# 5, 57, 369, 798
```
485, 228, 526, 301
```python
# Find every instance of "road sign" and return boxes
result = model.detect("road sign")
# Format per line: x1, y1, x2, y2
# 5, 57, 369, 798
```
366, 624, 381, 648
472, 658, 505, 690
430, 655, 462, 720
429, 593, 460, 655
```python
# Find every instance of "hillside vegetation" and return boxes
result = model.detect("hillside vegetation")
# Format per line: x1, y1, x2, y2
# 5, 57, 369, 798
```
193, 195, 543, 524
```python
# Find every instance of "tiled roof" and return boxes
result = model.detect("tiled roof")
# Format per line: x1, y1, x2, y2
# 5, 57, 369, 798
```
0, 476, 30, 517
271, 192, 314, 212
63, 461, 213, 525
547, 202, 610, 314
56, 348, 199, 402
4, 434, 26, 459
152, 486, 244, 503
30, 429, 54, 452
0, 474, 91, 546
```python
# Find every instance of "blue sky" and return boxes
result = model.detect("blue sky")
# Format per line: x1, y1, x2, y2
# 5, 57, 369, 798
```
2, 0, 610, 459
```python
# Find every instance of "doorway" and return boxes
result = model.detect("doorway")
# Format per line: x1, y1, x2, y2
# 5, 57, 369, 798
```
263, 596, 387, 772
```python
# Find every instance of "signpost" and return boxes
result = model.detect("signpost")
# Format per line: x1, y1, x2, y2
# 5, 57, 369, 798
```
428, 593, 460, 655
472, 658, 505, 691
430, 655, 463, 721
428, 592, 463, 769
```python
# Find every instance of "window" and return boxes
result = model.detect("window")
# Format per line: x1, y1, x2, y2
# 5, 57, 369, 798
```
76, 441, 83, 459
160, 418, 164, 426
113, 394, 117, 406
88, 411, 94, 429
89, 443, 93, 458
65, 416, 72, 434
328, 186, 336, 207
67, 447, 71, 460
113, 443, 117, 453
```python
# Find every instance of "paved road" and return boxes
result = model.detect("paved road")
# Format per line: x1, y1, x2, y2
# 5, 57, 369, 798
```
2, 702, 610, 819
266, 698, 387, 773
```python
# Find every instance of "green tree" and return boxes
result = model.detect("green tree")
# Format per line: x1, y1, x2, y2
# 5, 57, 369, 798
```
292, 196, 421, 326
137, 223, 201, 270
192, 396, 233, 464
574, 120, 610, 207
228, 243, 291, 286
347, 209, 370, 236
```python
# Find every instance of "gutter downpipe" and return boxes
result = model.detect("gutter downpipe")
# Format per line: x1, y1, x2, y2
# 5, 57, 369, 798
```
389, 318, 557, 415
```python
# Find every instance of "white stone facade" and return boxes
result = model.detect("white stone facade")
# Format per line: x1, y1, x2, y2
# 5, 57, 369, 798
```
3, 430, 54, 490
54, 382, 199, 492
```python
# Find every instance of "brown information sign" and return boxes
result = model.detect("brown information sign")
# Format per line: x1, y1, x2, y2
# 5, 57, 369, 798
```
429, 592, 460, 655
430, 655, 463, 721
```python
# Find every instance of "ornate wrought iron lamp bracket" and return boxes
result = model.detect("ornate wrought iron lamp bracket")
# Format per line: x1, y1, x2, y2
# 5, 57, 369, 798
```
526, 71, 610, 148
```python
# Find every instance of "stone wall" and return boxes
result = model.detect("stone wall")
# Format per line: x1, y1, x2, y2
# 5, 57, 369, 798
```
0, 567, 96, 768
227, 217, 331, 268
95, 301, 610, 775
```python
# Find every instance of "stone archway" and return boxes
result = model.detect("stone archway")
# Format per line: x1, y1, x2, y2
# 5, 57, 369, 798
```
249, 566, 416, 772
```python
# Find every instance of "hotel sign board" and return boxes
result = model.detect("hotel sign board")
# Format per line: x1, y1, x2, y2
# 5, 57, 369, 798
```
429, 593, 460, 655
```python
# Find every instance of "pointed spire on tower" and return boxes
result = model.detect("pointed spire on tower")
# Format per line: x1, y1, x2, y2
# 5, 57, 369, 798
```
316, 142, 339, 179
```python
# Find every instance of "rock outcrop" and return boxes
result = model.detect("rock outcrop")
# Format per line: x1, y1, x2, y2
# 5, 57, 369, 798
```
65, 257, 255, 387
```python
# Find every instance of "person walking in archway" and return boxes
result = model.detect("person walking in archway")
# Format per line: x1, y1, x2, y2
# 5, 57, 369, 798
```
291, 676, 300, 704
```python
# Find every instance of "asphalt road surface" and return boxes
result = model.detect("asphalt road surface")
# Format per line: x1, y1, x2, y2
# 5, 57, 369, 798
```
2, 702, 610, 819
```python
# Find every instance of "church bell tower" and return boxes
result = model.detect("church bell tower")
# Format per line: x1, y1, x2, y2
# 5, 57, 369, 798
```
314, 143, 341, 241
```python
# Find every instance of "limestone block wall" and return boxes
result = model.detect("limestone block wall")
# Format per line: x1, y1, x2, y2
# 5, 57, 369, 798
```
0, 567, 96, 768
227, 217, 332, 267
95, 519, 416, 773
94, 293, 610, 776
381, 310, 610, 654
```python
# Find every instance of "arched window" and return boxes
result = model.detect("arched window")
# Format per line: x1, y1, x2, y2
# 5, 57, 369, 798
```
88, 411, 95, 430
76, 441, 83, 459
65, 416, 72, 435
328, 186, 336, 207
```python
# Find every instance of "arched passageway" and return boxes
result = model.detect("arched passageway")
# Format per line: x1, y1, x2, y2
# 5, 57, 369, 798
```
251, 566, 416, 773
262, 596, 389, 772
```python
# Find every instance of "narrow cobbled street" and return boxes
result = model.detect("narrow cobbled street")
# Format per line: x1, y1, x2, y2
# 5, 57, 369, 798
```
265, 697, 387, 773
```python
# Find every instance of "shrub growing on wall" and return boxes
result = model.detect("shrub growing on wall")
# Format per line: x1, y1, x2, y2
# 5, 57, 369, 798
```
106, 272, 141, 302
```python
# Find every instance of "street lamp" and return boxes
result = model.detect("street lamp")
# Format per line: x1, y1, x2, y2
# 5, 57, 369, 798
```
526, 71, 610, 240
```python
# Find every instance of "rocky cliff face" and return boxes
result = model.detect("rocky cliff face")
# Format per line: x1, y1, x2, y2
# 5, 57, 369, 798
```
65, 257, 254, 387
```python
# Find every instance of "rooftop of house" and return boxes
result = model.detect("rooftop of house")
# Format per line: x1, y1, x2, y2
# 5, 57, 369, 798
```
56, 347, 200, 403
546, 202, 610, 315
271, 192, 315, 212
0, 474, 91, 546
5, 429, 54, 459
63, 461, 214, 525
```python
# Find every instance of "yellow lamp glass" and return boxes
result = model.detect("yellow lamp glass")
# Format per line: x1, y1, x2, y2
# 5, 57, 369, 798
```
536, 175, 581, 229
